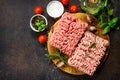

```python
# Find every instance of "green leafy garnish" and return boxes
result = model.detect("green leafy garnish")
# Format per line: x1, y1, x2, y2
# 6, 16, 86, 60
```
100, 17, 119, 35
45, 50, 68, 64
80, 0, 119, 34
96, 0, 119, 35
100, 23, 108, 28
104, 0, 108, 7
35, 20, 44, 27
102, 26, 111, 35
108, 9, 114, 16
89, 42, 96, 48
35, 20, 47, 32
108, 17, 118, 28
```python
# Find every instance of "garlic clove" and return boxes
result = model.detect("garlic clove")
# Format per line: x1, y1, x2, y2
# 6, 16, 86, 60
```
56, 62, 65, 68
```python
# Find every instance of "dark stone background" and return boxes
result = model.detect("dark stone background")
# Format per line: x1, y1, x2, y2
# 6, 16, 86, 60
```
0, 0, 120, 80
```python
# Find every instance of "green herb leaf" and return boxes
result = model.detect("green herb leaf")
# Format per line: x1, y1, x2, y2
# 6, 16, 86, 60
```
38, 27, 43, 32
39, 20, 44, 25
35, 20, 44, 27
97, 2, 104, 9
109, 17, 118, 28
104, 0, 108, 7
35, 22, 41, 27
41, 24, 47, 28
89, 43, 96, 48
100, 23, 108, 28
102, 26, 111, 35
108, 9, 114, 16
99, 14, 103, 23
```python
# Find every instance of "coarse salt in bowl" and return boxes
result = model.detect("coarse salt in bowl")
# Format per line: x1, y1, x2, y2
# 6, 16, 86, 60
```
47, 0, 64, 18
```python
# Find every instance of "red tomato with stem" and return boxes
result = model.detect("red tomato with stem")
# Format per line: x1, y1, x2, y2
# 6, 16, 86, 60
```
70, 5, 78, 13
38, 35, 47, 44
61, 0, 69, 6
34, 6, 43, 14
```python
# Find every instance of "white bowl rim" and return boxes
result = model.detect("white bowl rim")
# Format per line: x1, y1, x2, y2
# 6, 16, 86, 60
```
30, 14, 48, 32
46, 0, 64, 18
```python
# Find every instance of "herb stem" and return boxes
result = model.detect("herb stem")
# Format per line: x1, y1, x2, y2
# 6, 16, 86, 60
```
104, 0, 108, 7
45, 50, 68, 65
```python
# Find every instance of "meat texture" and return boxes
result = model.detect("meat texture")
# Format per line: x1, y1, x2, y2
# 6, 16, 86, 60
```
68, 31, 109, 75
49, 12, 109, 76
50, 12, 88, 56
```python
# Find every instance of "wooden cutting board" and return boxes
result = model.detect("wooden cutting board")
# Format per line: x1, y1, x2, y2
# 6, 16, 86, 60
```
47, 13, 110, 75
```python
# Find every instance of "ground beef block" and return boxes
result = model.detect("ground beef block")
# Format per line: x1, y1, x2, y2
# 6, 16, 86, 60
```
68, 31, 109, 75
50, 12, 88, 56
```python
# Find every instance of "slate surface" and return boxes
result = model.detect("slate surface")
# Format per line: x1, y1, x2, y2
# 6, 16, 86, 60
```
0, 0, 120, 80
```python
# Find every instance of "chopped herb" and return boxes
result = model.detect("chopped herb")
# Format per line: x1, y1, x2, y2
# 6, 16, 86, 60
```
89, 42, 96, 48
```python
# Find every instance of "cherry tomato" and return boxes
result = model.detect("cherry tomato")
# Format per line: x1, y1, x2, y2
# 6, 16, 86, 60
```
38, 35, 47, 44
70, 5, 78, 13
34, 6, 43, 14
61, 0, 69, 6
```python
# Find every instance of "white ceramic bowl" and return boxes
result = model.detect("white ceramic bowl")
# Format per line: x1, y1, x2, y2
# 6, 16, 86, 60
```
30, 14, 48, 32
46, 0, 64, 18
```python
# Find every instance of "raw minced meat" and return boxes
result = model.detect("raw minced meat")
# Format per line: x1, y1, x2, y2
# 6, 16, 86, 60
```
50, 12, 88, 56
68, 31, 109, 75
49, 12, 109, 76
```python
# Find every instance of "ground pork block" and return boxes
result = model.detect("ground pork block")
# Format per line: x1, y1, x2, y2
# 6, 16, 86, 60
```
68, 31, 109, 75
50, 12, 88, 56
